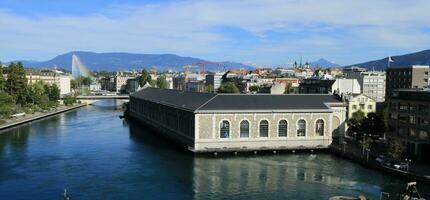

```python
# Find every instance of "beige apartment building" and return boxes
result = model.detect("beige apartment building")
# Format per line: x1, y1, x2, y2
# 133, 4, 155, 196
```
347, 94, 376, 118
26, 70, 71, 95
127, 88, 347, 153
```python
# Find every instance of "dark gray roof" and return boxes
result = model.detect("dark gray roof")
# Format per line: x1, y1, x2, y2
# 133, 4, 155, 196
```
130, 87, 216, 111
200, 94, 341, 111
131, 88, 343, 112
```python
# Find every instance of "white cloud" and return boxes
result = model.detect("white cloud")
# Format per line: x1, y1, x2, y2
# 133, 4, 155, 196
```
0, 0, 429, 64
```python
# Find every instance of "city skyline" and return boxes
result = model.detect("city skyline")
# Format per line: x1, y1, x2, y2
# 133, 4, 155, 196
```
1, 0, 430, 66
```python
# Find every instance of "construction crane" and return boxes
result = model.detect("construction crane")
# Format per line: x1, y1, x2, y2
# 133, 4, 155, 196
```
194, 61, 219, 74
182, 65, 196, 74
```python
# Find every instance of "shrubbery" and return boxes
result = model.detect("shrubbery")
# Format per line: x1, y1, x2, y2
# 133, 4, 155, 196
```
63, 95, 77, 106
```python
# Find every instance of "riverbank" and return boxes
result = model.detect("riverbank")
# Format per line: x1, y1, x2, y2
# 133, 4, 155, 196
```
0, 104, 87, 131
330, 143, 430, 183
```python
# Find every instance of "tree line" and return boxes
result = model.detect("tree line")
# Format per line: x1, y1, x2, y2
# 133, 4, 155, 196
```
347, 109, 405, 161
138, 69, 169, 89
0, 62, 62, 123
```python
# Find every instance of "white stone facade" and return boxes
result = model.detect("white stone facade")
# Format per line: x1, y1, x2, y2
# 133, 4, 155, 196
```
194, 107, 346, 152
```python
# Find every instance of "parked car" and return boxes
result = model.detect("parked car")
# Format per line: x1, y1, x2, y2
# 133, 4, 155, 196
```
375, 155, 386, 164
393, 162, 408, 171
382, 159, 395, 167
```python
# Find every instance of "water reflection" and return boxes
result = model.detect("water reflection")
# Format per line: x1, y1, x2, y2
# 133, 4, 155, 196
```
127, 120, 428, 200
0, 105, 428, 200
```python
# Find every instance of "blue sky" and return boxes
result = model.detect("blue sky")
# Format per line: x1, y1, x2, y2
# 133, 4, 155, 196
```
1, 0, 429, 66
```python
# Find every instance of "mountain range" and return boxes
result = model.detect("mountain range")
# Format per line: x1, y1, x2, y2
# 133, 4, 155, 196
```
350, 49, 430, 70
11, 49, 430, 71
16, 51, 253, 72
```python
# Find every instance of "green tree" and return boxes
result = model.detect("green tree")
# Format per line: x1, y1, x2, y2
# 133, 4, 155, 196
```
351, 110, 365, 122
81, 77, 92, 86
205, 84, 214, 93
0, 91, 14, 118
249, 85, 260, 93
70, 79, 78, 91
43, 84, 51, 98
218, 82, 240, 93
27, 81, 45, 104
149, 79, 157, 87
0, 61, 5, 91
156, 75, 168, 89
63, 95, 77, 106
361, 112, 385, 136
6, 62, 28, 105
139, 69, 152, 87
347, 118, 361, 136
38, 95, 50, 110
49, 84, 60, 101
388, 140, 405, 161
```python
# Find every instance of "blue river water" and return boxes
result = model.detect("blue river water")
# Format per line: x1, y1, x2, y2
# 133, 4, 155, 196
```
0, 100, 428, 200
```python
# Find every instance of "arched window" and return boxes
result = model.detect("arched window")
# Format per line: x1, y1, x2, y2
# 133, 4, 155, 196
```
240, 120, 250, 138
278, 120, 288, 137
220, 120, 230, 138
315, 119, 324, 136
297, 119, 306, 136
259, 120, 269, 137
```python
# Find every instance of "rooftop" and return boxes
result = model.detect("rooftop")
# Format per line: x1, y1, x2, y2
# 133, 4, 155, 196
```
131, 88, 344, 113
387, 65, 429, 69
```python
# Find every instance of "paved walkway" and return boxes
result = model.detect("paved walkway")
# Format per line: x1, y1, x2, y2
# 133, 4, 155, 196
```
0, 104, 86, 131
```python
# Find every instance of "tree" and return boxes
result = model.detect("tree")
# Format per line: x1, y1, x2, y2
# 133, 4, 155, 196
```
6, 62, 28, 105
347, 118, 361, 136
218, 82, 240, 93
139, 69, 152, 87
0, 61, 5, 92
38, 95, 50, 110
0, 91, 14, 117
27, 81, 45, 104
205, 84, 214, 93
351, 110, 365, 122
81, 77, 92, 86
43, 84, 51, 98
63, 95, 77, 106
70, 79, 78, 91
249, 85, 260, 93
156, 76, 168, 89
149, 79, 157, 87
49, 84, 60, 101
388, 140, 405, 161
361, 112, 385, 137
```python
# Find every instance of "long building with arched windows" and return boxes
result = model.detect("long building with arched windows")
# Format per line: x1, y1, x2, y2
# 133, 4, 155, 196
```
127, 88, 347, 153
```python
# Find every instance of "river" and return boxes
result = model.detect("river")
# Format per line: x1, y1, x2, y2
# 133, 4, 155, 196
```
0, 100, 428, 200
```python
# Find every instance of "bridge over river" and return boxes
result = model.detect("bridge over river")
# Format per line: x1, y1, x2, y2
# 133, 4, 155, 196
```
74, 95, 130, 104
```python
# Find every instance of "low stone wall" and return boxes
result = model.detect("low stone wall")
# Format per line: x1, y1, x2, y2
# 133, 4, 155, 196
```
195, 138, 332, 152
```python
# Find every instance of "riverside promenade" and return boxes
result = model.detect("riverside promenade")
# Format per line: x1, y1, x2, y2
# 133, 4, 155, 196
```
0, 104, 86, 131
331, 137, 430, 183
